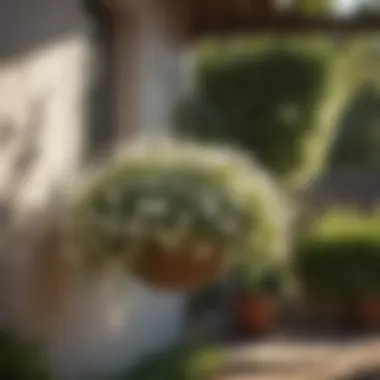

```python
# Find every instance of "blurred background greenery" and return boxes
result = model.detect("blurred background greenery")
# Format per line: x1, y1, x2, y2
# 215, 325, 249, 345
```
181, 31, 380, 333
178, 35, 380, 189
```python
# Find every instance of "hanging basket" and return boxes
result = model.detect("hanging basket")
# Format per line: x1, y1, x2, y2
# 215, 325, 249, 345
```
130, 239, 227, 291
70, 141, 288, 292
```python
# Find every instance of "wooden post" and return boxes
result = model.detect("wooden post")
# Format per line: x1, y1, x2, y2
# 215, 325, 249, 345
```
104, 0, 193, 144
112, 12, 141, 141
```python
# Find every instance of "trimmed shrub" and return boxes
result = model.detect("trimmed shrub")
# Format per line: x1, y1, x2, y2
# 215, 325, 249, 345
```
294, 210, 380, 300
70, 141, 288, 290
181, 36, 361, 190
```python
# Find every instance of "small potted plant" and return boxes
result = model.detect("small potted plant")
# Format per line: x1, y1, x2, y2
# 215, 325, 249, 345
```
234, 265, 282, 335
70, 141, 288, 292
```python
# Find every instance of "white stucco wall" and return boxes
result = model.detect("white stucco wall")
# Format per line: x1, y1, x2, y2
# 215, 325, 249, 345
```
0, 38, 87, 213
0, 1, 189, 379
46, 272, 185, 380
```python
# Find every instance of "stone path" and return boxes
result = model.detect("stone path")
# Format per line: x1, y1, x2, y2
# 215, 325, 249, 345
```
220, 336, 380, 380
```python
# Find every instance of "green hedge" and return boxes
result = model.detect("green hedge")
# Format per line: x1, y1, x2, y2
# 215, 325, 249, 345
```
328, 83, 380, 167
294, 210, 380, 299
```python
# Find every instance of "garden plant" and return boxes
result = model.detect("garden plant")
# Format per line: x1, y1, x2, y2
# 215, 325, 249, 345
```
69, 141, 288, 292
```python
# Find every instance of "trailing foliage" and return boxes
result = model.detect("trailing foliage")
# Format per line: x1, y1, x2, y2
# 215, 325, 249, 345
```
294, 210, 380, 300
70, 141, 288, 273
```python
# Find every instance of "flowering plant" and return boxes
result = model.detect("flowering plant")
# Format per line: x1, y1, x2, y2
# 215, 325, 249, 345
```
70, 141, 288, 280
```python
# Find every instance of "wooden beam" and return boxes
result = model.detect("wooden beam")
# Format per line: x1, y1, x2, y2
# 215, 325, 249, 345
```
96, 0, 380, 40
189, 15, 380, 40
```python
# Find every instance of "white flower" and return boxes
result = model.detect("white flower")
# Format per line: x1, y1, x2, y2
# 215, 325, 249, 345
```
74, 139, 290, 274
201, 194, 221, 217
136, 198, 168, 218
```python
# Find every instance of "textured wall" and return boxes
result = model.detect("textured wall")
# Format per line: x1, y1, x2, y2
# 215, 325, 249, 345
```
0, 1, 187, 379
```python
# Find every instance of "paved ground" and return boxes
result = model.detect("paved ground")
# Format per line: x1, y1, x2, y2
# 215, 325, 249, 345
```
219, 334, 380, 380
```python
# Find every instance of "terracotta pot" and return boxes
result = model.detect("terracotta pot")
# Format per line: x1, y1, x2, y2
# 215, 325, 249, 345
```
131, 239, 227, 292
350, 296, 380, 329
234, 294, 277, 335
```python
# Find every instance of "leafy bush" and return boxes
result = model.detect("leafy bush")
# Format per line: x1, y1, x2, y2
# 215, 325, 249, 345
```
181, 36, 360, 190
0, 331, 51, 380
114, 344, 224, 380
71, 141, 288, 273
328, 83, 380, 167
294, 210, 380, 300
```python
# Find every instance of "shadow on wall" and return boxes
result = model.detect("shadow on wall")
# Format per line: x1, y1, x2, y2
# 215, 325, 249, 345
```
0, 96, 69, 332
0, 0, 83, 61
83, 0, 116, 163
0, 97, 46, 198
1, 0, 118, 171
0, 94, 45, 226
0, 0, 120, 344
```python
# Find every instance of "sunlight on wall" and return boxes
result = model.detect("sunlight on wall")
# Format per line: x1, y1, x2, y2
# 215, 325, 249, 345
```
0, 34, 89, 217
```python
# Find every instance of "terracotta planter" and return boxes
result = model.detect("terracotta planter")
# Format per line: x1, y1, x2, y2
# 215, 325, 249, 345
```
131, 239, 227, 292
350, 296, 380, 329
234, 294, 277, 335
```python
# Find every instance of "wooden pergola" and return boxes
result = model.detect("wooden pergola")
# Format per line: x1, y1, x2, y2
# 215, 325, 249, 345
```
190, 16, 380, 39
186, 0, 380, 38
101, 0, 380, 39
93, 0, 380, 147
